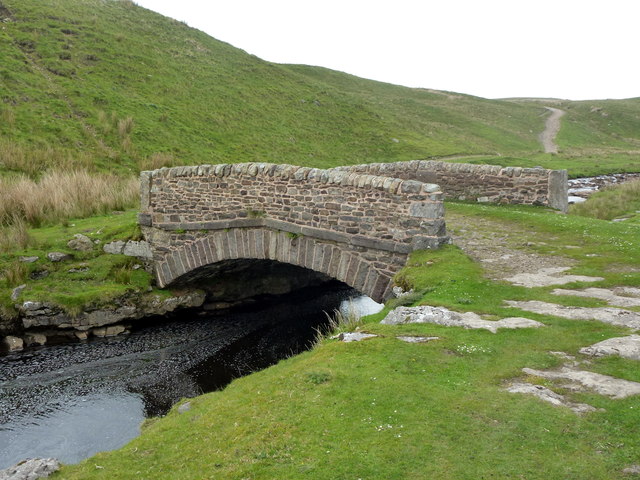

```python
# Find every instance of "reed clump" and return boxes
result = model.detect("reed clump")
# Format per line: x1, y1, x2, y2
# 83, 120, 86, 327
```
0, 216, 32, 253
0, 169, 139, 229
0, 140, 94, 177
138, 152, 176, 171
0, 261, 29, 287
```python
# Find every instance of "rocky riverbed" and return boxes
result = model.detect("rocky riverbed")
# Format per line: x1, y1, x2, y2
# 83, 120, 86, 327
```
0, 282, 364, 469
568, 172, 640, 203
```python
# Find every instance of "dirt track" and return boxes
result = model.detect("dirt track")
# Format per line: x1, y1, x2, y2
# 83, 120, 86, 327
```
539, 107, 565, 154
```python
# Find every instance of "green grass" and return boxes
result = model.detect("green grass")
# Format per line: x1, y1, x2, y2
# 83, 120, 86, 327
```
0, 210, 153, 315
570, 180, 640, 221
55, 202, 640, 479
0, 0, 638, 179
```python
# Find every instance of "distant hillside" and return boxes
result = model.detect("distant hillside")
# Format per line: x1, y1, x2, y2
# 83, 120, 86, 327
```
0, 0, 638, 177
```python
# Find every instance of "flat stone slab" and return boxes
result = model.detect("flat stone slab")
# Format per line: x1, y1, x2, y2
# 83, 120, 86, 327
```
18, 256, 39, 263
506, 382, 597, 414
551, 287, 640, 308
522, 366, 640, 399
505, 266, 604, 288
505, 300, 640, 330
337, 332, 378, 342
0, 458, 60, 480
579, 335, 640, 361
396, 336, 440, 343
381, 306, 543, 334
623, 464, 640, 475
46, 252, 72, 262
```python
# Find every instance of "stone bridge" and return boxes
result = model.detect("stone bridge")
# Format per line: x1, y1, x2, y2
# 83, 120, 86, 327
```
138, 163, 449, 302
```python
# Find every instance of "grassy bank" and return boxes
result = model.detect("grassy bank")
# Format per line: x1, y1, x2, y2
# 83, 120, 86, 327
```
0, 210, 152, 318
571, 180, 640, 222
54, 202, 640, 479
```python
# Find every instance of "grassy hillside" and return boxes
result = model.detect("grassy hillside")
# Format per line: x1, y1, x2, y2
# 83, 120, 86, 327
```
1, 0, 638, 180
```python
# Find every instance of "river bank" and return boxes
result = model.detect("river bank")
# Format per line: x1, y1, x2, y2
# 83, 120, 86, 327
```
0, 282, 362, 469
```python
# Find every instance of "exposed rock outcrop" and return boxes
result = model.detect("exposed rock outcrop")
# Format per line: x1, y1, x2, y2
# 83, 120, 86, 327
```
381, 305, 543, 333
1, 290, 206, 350
0, 458, 60, 480
17, 290, 205, 332
67, 234, 94, 252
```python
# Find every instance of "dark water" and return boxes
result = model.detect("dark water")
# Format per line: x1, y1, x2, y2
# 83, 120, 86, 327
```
0, 283, 357, 469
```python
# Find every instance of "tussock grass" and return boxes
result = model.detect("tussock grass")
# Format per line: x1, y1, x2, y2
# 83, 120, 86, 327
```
325, 307, 363, 333
0, 108, 15, 126
313, 307, 364, 346
117, 116, 134, 138
0, 216, 32, 252
0, 261, 29, 287
138, 152, 176, 171
570, 180, 640, 220
0, 140, 94, 177
108, 256, 140, 285
0, 169, 138, 228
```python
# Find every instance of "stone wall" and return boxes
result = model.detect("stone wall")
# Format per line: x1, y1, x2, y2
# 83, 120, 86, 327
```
140, 163, 448, 251
139, 163, 449, 302
334, 160, 568, 212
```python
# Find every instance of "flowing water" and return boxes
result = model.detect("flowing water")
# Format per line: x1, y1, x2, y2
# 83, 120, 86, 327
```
0, 283, 381, 469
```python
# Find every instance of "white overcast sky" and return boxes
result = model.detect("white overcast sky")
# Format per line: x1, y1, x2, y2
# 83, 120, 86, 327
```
134, 0, 639, 100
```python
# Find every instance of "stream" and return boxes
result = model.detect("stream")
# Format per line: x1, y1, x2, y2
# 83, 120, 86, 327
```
0, 283, 382, 469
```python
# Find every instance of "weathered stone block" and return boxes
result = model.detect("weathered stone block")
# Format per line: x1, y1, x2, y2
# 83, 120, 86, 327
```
409, 201, 444, 219
103, 240, 126, 255
47, 252, 72, 262
2, 335, 24, 352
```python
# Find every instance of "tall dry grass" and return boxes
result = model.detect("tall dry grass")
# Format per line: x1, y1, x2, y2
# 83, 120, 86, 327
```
117, 116, 134, 138
1, 261, 29, 287
570, 180, 640, 220
0, 169, 139, 228
138, 152, 176, 171
0, 140, 93, 177
0, 216, 32, 253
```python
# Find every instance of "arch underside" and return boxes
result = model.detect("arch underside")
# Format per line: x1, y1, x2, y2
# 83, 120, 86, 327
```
152, 228, 405, 303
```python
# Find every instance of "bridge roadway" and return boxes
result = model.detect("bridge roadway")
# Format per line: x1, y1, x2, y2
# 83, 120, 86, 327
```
138, 163, 449, 302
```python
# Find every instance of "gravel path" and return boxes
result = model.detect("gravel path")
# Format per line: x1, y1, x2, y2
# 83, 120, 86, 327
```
539, 107, 565, 154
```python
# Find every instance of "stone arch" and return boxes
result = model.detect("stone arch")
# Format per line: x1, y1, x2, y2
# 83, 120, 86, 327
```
139, 162, 450, 304
154, 228, 394, 303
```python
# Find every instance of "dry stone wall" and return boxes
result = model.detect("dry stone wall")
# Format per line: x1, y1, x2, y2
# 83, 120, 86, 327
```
139, 163, 449, 302
334, 160, 568, 212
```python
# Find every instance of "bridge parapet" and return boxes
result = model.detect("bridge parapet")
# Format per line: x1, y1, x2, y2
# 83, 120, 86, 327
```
139, 163, 449, 302
334, 160, 568, 212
